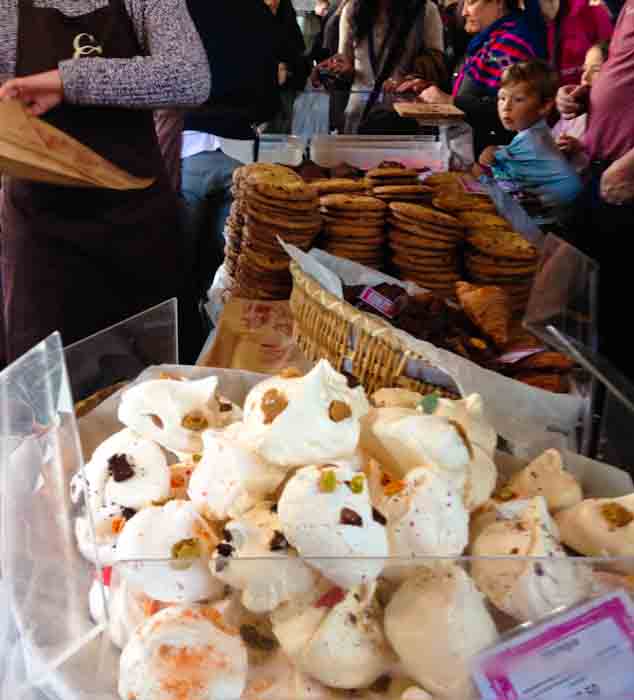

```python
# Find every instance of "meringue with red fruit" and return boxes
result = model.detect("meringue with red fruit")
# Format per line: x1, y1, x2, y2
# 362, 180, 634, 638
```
278, 464, 388, 588
384, 566, 498, 698
118, 604, 248, 700
241, 360, 369, 467
188, 432, 286, 521
271, 581, 393, 689
118, 375, 223, 454
211, 502, 316, 613
115, 500, 223, 603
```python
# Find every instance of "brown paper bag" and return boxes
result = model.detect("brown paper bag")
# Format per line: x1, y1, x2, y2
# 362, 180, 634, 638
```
0, 100, 154, 189
198, 297, 312, 374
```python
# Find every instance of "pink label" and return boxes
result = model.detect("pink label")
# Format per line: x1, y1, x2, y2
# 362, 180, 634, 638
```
477, 593, 634, 700
359, 287, 397, 318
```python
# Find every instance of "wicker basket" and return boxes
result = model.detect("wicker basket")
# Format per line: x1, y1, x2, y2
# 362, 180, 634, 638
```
289, 261, 459, 398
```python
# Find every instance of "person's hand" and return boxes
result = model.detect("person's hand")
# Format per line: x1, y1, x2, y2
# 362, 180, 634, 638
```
555, 84, 589, 121
320, 54, 353, 79
395, 76, 430, 94
479, 145, 498, 167
0, 70, 63, 116
600, 156, 634, 205
419, 85, 453, 105
557, 134, 582, 155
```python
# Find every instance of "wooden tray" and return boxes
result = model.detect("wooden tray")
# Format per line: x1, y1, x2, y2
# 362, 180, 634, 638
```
393, 102, 465, 120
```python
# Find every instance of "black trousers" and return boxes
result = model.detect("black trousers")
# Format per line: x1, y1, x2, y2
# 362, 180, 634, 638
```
569, 169, 634, 381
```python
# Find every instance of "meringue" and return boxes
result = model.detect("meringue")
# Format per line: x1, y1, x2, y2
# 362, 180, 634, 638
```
430, 394, 497, 457
118, 376, 223, 454
241, 360, 370, 467
463, 444, 497, 512
371, 388, 423, 410
75, 504, 135, 566
278, 464, 388, 588
115, 500, 224, 603
71, 428, 170, 514
507, 449, 583, 512
380, 468, 468, 580
271, 582, 393, 689
360, 409, 471, 480
118, 604, 248, 700
471, 497, 592, 621
211, 502, 316, 613
384, 566, 498, 698
188, 432, 286, 521
108, 578, 170, 649
555, 494, 634, 573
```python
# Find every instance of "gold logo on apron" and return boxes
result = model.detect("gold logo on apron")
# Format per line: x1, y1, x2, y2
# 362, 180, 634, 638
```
72, 33, 103, 59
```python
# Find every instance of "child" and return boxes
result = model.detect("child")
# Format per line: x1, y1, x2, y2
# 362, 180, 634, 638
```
479, 60, 582, 210
553, 41, 610, 169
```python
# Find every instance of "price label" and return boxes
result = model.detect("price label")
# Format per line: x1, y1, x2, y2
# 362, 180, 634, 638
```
471, 591, 634, 700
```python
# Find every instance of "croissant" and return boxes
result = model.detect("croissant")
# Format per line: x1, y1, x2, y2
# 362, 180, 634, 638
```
455, 281, 511, 347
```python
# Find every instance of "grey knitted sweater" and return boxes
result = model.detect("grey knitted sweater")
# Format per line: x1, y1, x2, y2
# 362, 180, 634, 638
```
0, 0, 210, 108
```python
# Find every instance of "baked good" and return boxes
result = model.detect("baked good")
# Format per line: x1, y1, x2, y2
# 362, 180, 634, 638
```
456, 281, 511, 347
312, 178, 368, 196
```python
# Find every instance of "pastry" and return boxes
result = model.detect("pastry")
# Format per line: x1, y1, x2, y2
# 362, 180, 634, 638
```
555, 494, 634, 572
456, 281, 511, 347
471, 497, 592, 621
211, 502, 316, 613
115, 500, 223, 604
384, 566, 498, 698
241, 360, 370, 467
188, 428, 286, 521
118, 604, 248, 700
506, 449, 583, 512
118, 375, 226, 454
278, 464, 388, 588
271, 582, 393, 689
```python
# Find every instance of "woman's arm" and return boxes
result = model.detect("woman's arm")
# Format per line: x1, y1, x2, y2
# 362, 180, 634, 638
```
58, 0, 210, 109
337, 1, 355, 60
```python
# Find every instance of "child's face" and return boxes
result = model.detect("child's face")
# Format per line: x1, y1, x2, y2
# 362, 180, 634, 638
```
581, 47, 605, 87
497, 81, 552, 132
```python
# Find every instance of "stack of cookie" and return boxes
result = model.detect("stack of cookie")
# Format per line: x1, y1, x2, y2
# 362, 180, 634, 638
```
319, 194, 387, 270
366, 167, 431, 205
464, 230, 539, 316
387, 202, 464, 298
227, 164, 320, 300
431, 186, 498, 215
226, 163, 302, 280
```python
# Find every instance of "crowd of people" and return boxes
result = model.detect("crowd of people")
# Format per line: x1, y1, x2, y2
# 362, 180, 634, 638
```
0, 0, 632, 378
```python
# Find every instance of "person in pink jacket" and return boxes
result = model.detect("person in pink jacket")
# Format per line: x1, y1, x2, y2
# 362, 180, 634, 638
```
545, 0, 613, 86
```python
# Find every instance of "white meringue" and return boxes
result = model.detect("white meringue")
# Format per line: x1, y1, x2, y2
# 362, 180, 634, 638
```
211, 503, 316, 614
188, 432, 286, 521
88, 577, 109, 626
72, 428, 170, 515
278, 464, 388, 588
360, 409, 471, 480
271, 583, 393, 689
107, 578, 170, 649
118, 604, 248, 700
430, 394, 497, 457
241, 360, 370, 467
115, 500, 224, 603
75, 504, 132, 566
384, 566, 498, 699
555, 494, 634, 573
381, 468, 468, 580
507, 449, 583, 512
471, 497, 592, 621
118, 376, 222, 454
463, 444, 497, 512
371, 388, 423, 410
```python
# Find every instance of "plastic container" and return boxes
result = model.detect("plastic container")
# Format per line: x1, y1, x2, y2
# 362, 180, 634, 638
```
2, 345, 634, 699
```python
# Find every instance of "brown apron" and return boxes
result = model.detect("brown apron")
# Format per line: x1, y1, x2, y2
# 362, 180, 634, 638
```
0, 0, 184, 363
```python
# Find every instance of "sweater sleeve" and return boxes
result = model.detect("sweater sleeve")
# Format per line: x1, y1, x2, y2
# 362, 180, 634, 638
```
59, 0, 210, 109
0, 0, 16, 85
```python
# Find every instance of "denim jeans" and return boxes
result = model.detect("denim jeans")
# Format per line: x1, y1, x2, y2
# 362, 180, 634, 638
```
181, 149, 242, 299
